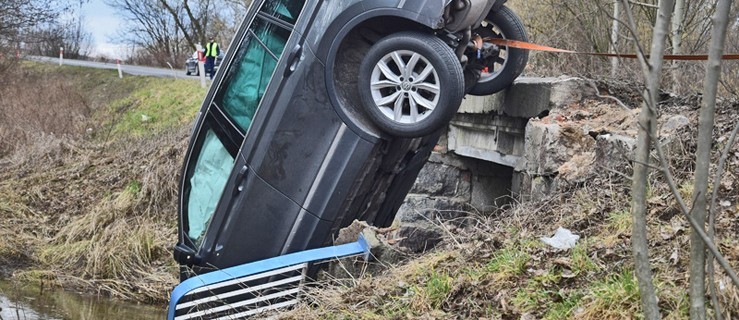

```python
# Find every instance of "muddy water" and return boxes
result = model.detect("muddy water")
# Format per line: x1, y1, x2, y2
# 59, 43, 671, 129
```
0, 279, 165, 320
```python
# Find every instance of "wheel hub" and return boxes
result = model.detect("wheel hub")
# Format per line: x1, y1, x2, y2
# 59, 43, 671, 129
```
401, 81, 412, 91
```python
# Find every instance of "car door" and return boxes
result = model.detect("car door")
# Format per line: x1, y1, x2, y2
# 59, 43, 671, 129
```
175, 0, 315, 274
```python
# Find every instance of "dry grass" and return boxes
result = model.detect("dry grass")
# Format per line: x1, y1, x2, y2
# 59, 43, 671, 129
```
0, 63, 202, 303
0, 64, 97, 156
0, 130, 188, 302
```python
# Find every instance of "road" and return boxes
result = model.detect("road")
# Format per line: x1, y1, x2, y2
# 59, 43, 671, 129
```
28, 56, 192, 79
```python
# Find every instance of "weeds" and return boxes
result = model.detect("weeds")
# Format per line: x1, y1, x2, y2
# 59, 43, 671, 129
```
607, 210, 632, 235
578, 270, 642, 319
544, 291, 583, 320
486, 247, 530, 280
410, 270, 452, 311
571, 240, 599, 275
104, 79, 204, 138
512, 280, 550, 313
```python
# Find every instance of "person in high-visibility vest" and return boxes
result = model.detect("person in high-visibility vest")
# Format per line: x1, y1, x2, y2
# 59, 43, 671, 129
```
204, 38, 220, 80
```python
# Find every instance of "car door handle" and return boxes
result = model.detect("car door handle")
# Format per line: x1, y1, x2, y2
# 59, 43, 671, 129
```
284, 43, 303, 77
234, 165, 248, 194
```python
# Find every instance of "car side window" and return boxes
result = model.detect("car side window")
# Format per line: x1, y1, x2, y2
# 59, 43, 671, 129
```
216, 0, 306, 133
182, 0, 306, 249
183, 109, 242, 246
186, 128, 235, 246
259, 0, 304, 24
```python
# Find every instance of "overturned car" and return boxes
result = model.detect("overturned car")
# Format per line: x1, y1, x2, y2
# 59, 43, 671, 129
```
174, 0, 528, 278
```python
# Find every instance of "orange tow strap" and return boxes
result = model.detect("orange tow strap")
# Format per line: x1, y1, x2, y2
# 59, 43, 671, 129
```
485, 38, 739, 61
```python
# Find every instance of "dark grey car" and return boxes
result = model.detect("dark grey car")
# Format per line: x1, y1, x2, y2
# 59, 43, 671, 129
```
174, 0, 528, 278
185, 51, 225, 76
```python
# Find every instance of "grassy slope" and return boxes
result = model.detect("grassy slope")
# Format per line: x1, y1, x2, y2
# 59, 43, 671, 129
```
0, 63, 205, 303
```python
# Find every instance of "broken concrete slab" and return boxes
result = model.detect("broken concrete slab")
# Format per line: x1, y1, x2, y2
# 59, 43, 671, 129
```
393, 222, 444, 253
595, 133, 637, 174
458, 76, 598, 118
513, 101, 639, 198
410, 162, 471, 198
396, 195, 474, 226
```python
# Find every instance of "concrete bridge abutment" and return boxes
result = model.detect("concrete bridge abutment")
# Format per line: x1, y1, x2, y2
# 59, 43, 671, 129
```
391, 77, 608, 252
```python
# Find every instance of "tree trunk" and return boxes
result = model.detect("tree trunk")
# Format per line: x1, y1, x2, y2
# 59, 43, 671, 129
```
670, 0, 685, 89
671, 0, 684, 54
690, 0, 733, 318
625, 0, 675, 318
610, 0, 621, 77
630, 86, 661, 320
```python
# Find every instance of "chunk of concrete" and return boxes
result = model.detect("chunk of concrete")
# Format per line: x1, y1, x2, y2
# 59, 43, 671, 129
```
595, 133, 637, 173
396, 195, 473, 226
393, 223, 444, 253
410, 162, 471, 198
458, 77, 598, 118
517, 119, 596, 175
326, 222, 407, 279
447, 113, 527, 167
661, 115, 690, 135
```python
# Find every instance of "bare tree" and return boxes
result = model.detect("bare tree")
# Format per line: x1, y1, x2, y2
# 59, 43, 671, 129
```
671, 0, 684, 54
24, 18, 92, 59
216, 0, 253, 43
159, 0, 214, 51
689, 0, 733, 318
107, 0, 188, 66
0, 0, 79, 72
108, 0, 239, 66
0, 1, 63, 40
622, 0, 674, 318
0, 0, 73, 52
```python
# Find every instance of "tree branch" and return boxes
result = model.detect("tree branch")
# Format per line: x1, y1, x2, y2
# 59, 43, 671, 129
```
706, 124, 739, 320
649, 126, 739, 290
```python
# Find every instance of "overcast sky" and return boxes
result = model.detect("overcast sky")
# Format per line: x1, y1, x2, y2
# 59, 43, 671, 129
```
81, 0, 124, 58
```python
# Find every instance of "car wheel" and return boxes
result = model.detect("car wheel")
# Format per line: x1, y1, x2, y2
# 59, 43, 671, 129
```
358, 31, 464, 138
468, 6, 529, 96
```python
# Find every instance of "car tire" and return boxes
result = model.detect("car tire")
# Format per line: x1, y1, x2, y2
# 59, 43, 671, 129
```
468, 6, 529, 96
358, 31, 464, 138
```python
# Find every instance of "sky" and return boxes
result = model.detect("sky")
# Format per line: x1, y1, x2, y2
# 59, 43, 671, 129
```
81, 0, 125, 58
